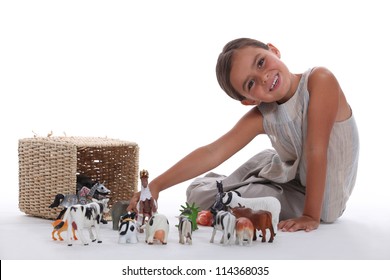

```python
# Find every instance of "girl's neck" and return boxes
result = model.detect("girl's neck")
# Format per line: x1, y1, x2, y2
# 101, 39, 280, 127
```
277, 73, 302, 104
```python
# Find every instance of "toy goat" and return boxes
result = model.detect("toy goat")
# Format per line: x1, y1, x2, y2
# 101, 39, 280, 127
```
235, 217, 254, 246
51, 219, 77, 241
142, 213, 169, 245
118, 212, 138, 244
210, 210, 236, 246
177, 215, 192, 245
230, 207, 275, 243
54, 198, 110, 246
211, 181, 281, 233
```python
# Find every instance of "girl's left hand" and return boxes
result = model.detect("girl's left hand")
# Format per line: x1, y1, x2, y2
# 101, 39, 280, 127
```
278, 215, 320, 232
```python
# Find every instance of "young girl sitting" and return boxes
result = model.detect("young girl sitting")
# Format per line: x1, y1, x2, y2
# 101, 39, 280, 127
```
128, 38, 359, 232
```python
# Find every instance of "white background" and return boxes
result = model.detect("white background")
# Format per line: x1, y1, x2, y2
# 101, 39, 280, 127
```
1, 0, 389, 278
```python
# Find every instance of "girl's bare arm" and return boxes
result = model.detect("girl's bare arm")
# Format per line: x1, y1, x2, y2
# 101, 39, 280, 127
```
279, 67, 346, 232
128, 107, 264, 211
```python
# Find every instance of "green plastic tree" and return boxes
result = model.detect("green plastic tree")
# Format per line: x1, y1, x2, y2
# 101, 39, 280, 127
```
179, 202, 200, 231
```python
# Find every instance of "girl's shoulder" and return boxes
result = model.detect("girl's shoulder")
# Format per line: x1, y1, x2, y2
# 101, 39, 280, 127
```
307, 67, 339, 93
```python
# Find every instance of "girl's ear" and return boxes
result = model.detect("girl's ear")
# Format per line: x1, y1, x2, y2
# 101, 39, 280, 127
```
267, 43, 281, 58
241, 99, 258, 106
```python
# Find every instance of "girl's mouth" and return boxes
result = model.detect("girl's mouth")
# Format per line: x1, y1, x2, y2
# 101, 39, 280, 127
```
270, 74, 279, 91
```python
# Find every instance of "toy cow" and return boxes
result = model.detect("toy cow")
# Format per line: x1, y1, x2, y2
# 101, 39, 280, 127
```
211, 181, 281, 234
142, 213, 169, 245
231, 207, 275, 243
210, 210, 236, 246
177, 215, 192, 245
235, 217, 254, 246
55, 198, 110, 246
118, 212, 138, 244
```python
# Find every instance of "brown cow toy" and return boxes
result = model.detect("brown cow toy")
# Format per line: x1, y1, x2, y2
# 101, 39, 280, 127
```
230, 207, 275, 243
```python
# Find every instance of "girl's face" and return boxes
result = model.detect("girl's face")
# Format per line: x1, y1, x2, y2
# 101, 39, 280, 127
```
229, 45, 298, 106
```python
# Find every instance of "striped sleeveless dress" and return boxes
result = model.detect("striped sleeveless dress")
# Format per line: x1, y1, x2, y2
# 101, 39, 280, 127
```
187, 68, 359, 222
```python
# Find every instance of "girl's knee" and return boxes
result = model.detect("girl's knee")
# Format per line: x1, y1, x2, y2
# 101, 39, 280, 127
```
320, 209, 344, 223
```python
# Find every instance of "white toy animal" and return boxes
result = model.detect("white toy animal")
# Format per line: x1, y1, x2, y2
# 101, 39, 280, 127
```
221, 191, 281, 233
142, 213, 169, 245
210, 210, 236, 246
55, 198, 110, 246
177, 216, 192, 245
118, 212, 138, 244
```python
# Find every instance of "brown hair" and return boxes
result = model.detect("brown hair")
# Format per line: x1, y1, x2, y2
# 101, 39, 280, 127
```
216, 38, 269, 101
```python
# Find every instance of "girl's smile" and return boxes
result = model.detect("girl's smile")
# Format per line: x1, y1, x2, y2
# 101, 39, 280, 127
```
229, 44, 299, 105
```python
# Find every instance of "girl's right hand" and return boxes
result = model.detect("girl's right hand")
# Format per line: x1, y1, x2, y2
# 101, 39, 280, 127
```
127, 191, 140, 212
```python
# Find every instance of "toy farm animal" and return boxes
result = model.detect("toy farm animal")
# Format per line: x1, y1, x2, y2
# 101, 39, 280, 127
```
118, 212, 138, 244
177, 215, 192, 245
230, 207, 275, 243
51, 219, 77, 241
49, 177, 110, 220
54, 198, 110, 246
235, 217, 254, 246
211, 181, 281, 233
210, 210, 236, 246
137, 170, 157, 231
111, 200, 130, 230
142, 213, 169, 245
196, 210, 213, 227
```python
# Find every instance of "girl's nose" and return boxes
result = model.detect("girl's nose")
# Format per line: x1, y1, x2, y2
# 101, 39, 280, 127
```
261, 72, 269, 84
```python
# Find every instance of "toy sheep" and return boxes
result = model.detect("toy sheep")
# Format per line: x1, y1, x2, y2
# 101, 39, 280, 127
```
211, 181, 280, 232
220, 191, 281, 233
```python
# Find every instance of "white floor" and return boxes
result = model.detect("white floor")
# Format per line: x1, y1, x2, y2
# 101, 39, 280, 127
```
1, 182, 389, 261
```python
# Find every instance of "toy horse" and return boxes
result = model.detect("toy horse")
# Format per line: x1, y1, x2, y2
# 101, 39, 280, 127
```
51, 219, 77, 241
49, 175, 110, 220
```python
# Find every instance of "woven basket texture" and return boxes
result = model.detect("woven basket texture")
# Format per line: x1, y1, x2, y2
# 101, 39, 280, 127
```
18, 137, 139, 220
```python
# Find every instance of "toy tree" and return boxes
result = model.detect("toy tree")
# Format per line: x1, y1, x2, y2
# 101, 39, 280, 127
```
179, 202, 200, 231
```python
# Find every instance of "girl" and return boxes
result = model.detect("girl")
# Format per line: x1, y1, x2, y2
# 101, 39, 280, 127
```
128, 38, 359, 232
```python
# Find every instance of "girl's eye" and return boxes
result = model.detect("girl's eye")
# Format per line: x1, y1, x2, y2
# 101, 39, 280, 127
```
248, 80, 254, 90
257, 58, 265, 68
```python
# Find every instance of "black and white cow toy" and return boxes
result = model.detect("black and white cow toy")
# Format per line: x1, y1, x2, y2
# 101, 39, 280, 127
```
118, 212, 138, 244
210, 210, 236, 246
55, 198, 110, 246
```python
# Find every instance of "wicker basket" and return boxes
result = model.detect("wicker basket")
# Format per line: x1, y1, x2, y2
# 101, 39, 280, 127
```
18, 136, 139, 220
